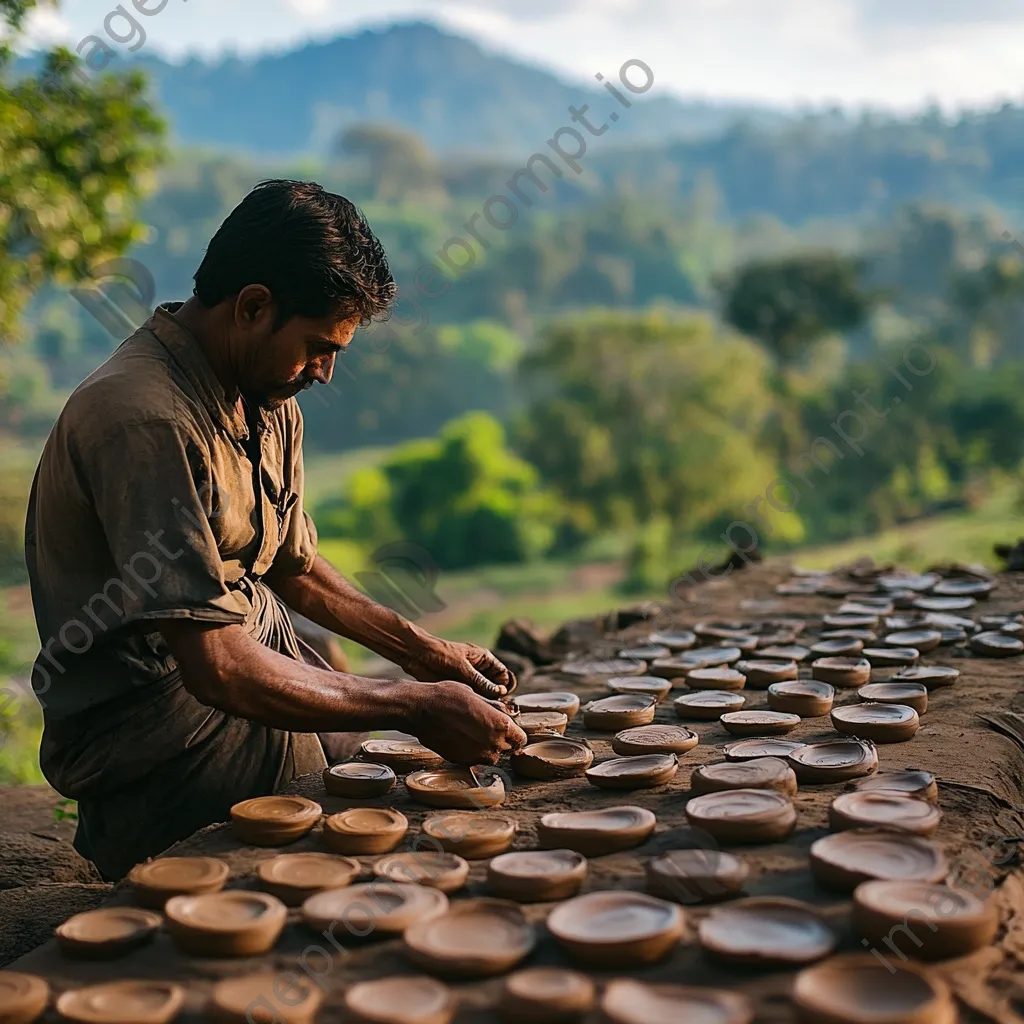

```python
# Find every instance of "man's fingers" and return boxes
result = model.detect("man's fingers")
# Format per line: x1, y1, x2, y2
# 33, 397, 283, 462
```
472, 648, 513, 687
468, 666, 507, 698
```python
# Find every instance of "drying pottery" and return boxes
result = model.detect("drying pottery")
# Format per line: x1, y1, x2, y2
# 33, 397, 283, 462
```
405, 899, 535, 978
0, 972, 48, 1024
841, 598, 893, 614
811, 656, 871, 687
810, 638, 864, 657
914, 595, 976, 611
422, 812, 517, 859
695, 620, 751, 640
206, 972, 323, 1024
515, 692, 580, 720
127, 856, 230, 909
690, 757, 797, 797
647, 629, 698, 651
645, 848, 749, 903
829, 792, 941, 836
302, 882, 448, 936
684, 645, 743, 666
360, 738, 444, 771
699, 897, 836, 967
792, 954, 956, 1024
618, 644, 671, 661
787, 739, 878, 783
518, 711, 569, 736
820, 629, 877, 643
879, 572, 939, 592
165, 890, 287, 956
585, 753, 678, 790
537, 806, 656, 856
685, 789, 797, 843
649, 655, 701, 680
511, 739, 593, 780
853, 880, 998, 960
487, 849, 587, 901
824, 613, 879, 629
323, 807, 409, 855
501, 967, 595, 1023
884, 629, 942, 653
848, 769, 938, 803
684, 667, 746, 690
720, 710, 801, 737
767, 679, 834, 717
560, 657, 647, 678
857, 681, 928, 714
611, 724, 698, 756
734, 659, 798, 688
759, 644, 810, 662
970, 630, 1024, 657
343, 976, 454, 1024
405, 768, 505, 809
980, 612, 1015, 628
933, 577, 995, 598
55, 982, 183, 1024
724, 738, 806, 761
809, 829, 947, 891
599, 980, 753, 1024
256, 852, 360, 906
322, 761, 396, 798
831, 702, 920, 743
582, 694, 657, 730
604, 675, 673, 701
862, 646, 920, 667
673, 690, 745, 720
372, 852, 469, 893
55, 907, 161, 960
230, 795, 322, 846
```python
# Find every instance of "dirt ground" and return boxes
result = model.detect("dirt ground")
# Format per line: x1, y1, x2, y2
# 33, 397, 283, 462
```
7, 560, 1024, 1022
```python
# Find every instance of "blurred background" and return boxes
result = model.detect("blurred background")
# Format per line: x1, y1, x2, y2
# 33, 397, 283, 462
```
4, 0, 1024, 780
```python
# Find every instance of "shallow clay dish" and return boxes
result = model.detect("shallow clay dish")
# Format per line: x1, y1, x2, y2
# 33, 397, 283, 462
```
360, 738, 445, 771
767, 679, 834, 717
323, 807, 409, 855
586, 753, 678, 790
514, 692, 580, 720
547, 891, 684, 968
699, 897, 836, 967
582, 694, 657, 731
734, 659, 798, 688
422, 812, 517, 860
685, 666, 747, 690
256, 852, 361, 905
685, 789, 797, 844
405, 899, 536, 978
612, 724, 698, 757
823, 612, 879, 629
787, 739, 878, 783
884, 629, 942, 652
647, 629, 697, 651
619, 643, 671, 661
645, 849, 749, 904
970, 630, 1024, 657
690, 757, 797, 797
487, 849, 588, 902
848, 769, 938, 802
857, 681, 928, 714
792, 954, 956, 1024
809, 829, 947, 891
599, 979, 753, 1024
537, 806, 656, 856
810, 638, 864, 658
343, 976, 454, 1024
55, 907, 162, 960
518, 711, 569, 736
915, 595, 975, 611
831, 702, 920, 743
759, 644, 810, 662
127, 856, 230, 909
405, 768, 505, 809
373, 852, 469, 893
933, 577, 995, 598
322, 761, 396, 798
165, 890, 287, 956
829, 792, 941, 836
501, 967, 595, 1023
720, 710, 801, 737
0, 972, 49, 1024
862, 646, 920, 667
724, 738, 806, 761
853, 880, 998, 960
207, 972, 323, 1024
674, 690, 745, 720
230, 795, 322, 846
649, 656, 702, 681
511, 739, 593, 780
560, 656, 647, 678
55, 982, 184, 1024
810, 656, 871, 687
683, 645, 743, 667
604, 675, 673, 701
302, 881, 448, 937
894, 665, 960, 690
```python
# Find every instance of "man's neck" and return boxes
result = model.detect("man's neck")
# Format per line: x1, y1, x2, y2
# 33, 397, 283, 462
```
171, 297, 241, 406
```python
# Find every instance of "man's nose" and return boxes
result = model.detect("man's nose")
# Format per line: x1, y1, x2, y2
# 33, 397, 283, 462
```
313, 353, 336, 385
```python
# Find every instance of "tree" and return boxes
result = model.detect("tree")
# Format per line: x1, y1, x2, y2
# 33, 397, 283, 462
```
336, 124, 442, 203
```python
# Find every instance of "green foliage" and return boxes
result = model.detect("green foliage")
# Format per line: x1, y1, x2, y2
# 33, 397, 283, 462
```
0, 463, 30, 583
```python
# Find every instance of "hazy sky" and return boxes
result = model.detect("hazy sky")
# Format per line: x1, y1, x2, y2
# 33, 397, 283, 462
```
23, 0, 1024, 112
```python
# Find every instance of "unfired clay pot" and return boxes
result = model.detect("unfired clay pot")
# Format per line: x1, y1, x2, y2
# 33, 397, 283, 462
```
809, 829, 947, 891
55, 982, 184, 1024
165, 891, 287, 957
698, 897, 836, 966
422, 812, 517, 860
537, 806, 656, 857
256, 851, 360, 906
645, 849, 748, 904
598, 980, 753, 1024
487, 850, 588, 902
0, 972, 49, 1024
127, 856, 230, 909
343, 976, 454, 1024
684, 789, 797, 844
55, 907, 162, 960
829, 792, 941, 836
500, 967, 595, 1023
690, 757, 797, 797
206, 972, 323, 1023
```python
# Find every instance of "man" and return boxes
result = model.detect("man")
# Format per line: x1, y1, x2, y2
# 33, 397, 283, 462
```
24, 180, 527, 880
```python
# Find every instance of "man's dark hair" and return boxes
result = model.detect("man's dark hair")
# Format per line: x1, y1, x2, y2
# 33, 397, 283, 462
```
193, 179, 397, 328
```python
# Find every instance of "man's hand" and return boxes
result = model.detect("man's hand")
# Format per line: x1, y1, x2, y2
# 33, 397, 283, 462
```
398, 636, 517, 699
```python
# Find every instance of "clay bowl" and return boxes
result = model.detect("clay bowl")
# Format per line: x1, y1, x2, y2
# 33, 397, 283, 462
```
619, 641, 672, 659
648, 629, 697, 650
848, 769, 938, 803
256, 852, 361, 906
127, 857, 229, 910
810, 638, 864, 658
511, 739, 594, 780
787, 739, 878, 784
55, 982, 184, 1024
55, 907, 162, 960
0, 972, 48, 1024
674, 690, 745, 720
824, 612, 879, 629
515, 692, 581, 720
422, 812, 517, 860
894, 665, 960, 690
829, 792, 942, 836
698, 897, 836, 967
724, 738, 806, 762
862, 646, 920, 667
853, 880, 998, 961
229, 795, 322, 846
884, 629, 942, 653
405, 899, 536, 978
372, 852, 470, 893
599, 979, 753, 1024
809, 829, 947, 891
970, 630, 1024, 657
560, 656, 647, 679
582, 694, 657, 731
933, 577, 995, 598
612, 724, 698, 757
820, 629, 877, 644
537, 806, 656, 856
547, 891, 684, 968
487, 849, 588, 902
685, 667, 747, 691
690, 757, 798, 797
322, 761, 396, 798
323, 807, 409, 855
586, 753, 679, 791
302, 881, 448, 937
519, 711, 569, 737
720, 710, 800, 737
759, 644, 810, 662
343, 976, 454, 1024
501, 967, 595, 1023
792, 954, 956, 1024
857, 681, 928, 714
767, 679, 835, 717
165, 890, 287, 956
405, 768, 506, 809
605, 675, 673, 701
831, 702, 920, 743
811, 656, 871, 688
734, 659, 798, 688
684, 645, 743, 666
685, 789, 797, 844
879, 572, 939, 592
207, 972, 323, 1024
915, 595, 975, 611
360, 737, 445, 771
645, 849, 749, 904
695, 620, 751, 640
649, 655, 701, 681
